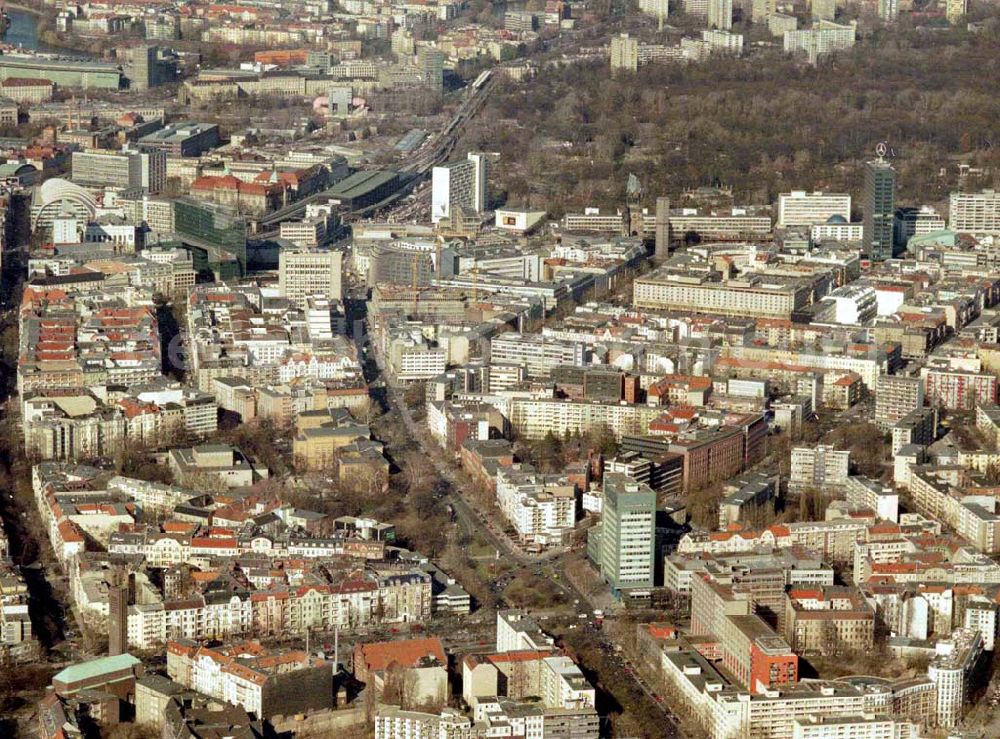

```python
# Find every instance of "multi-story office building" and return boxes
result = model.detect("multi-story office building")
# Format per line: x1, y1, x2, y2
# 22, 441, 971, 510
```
634, 269, 814, 319
278, 247, 343, 304
609, 33, 639, 71
949, 190, 1000, 235
789, 445, 850, 492
431, 152, 488, 223
777, 191, 851, 228
172, 198, 247, 278
138, 121, 220, 157
810, 218, 864, 243
707, 0, 733, 29
875, 375, 924, 429
588, 474, 656, 592
863, 158, 896, 261
894, 205, 946, 247
71, 149, 167, 193
489, 333, 588, 379
279, 217, 328, 247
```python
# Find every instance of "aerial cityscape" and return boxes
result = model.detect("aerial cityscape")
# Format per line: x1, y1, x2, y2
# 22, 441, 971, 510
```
0, 0, 997, 737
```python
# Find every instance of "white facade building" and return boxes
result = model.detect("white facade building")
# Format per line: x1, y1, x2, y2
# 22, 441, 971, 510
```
431, 152, 488, 224
949, 190, 1000, 235
778, 191, 851, 228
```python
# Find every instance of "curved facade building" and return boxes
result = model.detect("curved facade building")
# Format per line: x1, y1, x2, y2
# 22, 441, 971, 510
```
30, 178, 98, 231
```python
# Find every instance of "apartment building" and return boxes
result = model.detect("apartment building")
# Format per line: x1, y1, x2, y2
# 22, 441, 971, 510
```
891, 407, 938, 455
783, 20, 857, 56
778, 191, 851, 228
789, 446, 850, 493
922, 365, 997, 410
508, 398, 663, 441
609, 33, 639, 71
167, 641, 333, 719
905, 466, 1000, 553
782, 586, 875, 656
927, 627, 986, 727
844, 475, 899, 522
707, 0, 733, 29
495, 465, 576, 548
874, 375, 924, 429
949, 190, 1000, 235
278, 246, 343, 304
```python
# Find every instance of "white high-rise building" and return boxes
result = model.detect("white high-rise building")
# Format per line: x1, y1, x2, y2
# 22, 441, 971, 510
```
708, 0, 733, 29
878, 0, 898, 21
784, 21, 856, 56
431, 152, 488, 224
639, 0, 670, 21
949, 190, 1000, 235
790, 445, 851, 492
778, 191, 851, 227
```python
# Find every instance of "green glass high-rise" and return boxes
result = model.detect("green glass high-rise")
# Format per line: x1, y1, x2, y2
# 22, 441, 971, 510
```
173, 197, 247, 279
587, 473, 656, 594
863, 158, 896, 261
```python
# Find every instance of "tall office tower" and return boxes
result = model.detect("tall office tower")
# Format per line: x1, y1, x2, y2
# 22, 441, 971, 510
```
708, 0, 734, 29
946, 0, 967, 23
654, 196, 671, 259
431, 152, 488, 224
128, 44, 176, 91
863, 157, 896, 261
949, 190, 1000, 235
751, 0, 777, 22
417, 46, 444, 90
609, 33, 639, 72
877, 0, 898, 21
590, 474, 656, 593
811, 0, 836, 20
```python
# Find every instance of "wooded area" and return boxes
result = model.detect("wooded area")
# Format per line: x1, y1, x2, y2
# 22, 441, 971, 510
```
469, 23, 1000, 216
